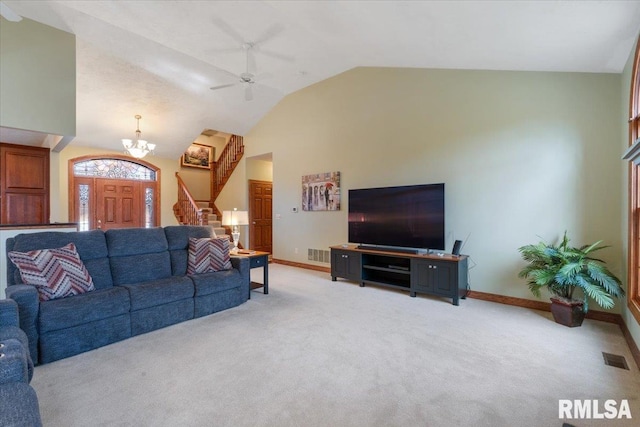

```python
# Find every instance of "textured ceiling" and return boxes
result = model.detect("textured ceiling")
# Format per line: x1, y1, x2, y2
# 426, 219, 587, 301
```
2, 0, 640, 159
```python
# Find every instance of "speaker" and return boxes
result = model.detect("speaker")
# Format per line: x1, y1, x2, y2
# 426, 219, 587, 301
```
452, 240, 463, 256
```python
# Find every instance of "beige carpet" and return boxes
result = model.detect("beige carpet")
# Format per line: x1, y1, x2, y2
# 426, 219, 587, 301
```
32, 264, 640, 427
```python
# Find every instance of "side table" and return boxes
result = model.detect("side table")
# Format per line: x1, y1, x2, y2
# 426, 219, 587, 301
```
232, 251, 269, 299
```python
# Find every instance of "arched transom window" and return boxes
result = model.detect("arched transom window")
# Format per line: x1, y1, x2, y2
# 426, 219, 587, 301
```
73, 158, 156, 180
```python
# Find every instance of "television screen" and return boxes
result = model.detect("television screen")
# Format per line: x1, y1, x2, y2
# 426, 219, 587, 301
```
348, 183, 445, 251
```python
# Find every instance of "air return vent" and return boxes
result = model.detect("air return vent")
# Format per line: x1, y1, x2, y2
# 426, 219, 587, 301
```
602, 352, 629, 370
308, 249, 330, 263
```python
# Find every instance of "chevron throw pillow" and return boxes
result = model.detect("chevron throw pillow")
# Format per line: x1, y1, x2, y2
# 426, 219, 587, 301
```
8, 242, 95, 301
187, 237, 232, 274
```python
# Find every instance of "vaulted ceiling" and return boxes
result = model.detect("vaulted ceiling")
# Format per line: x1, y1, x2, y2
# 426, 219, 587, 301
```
2, 0, 640, 159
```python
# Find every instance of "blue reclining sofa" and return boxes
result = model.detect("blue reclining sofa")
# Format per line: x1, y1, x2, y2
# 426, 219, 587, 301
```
4, 225, 249, 364
0, 298, 42, 426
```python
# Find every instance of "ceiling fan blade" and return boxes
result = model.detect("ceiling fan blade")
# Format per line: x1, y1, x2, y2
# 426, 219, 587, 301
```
253, 23, 285, 46
244, 85, 253, 101
208, 47, 244, 55
211, 17, 245, 45
0, 1, 22, 22
247, 49, 258, 74
255, 47, 295, 63
210, 83, 236, 91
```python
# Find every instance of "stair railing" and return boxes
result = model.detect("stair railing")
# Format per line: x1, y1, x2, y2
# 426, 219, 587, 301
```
175, 172, 209, 225
211, 134, 244, 202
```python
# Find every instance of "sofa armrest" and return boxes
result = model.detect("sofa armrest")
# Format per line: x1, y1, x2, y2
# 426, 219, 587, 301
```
0, 299, 19, 327
231, 257, 250, 301
0, 338, 29, 385
5, 286, 39, 364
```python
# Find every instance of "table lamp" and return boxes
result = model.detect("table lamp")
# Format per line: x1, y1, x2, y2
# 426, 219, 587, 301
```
221, 208, 249, 253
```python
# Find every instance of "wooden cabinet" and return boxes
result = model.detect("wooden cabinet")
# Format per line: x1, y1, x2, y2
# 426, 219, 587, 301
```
330, 245, 468, 305
411, 258, 467, 305
0, 143, 50, 224
331, 249, 362, 282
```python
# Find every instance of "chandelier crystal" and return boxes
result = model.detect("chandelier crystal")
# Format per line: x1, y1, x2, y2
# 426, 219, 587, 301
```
122, 115, 155, 159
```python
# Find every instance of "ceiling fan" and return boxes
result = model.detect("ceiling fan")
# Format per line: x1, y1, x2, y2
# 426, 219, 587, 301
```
210, 43, 263, 101
0, 1, 22, 22
208, 20, 293, 101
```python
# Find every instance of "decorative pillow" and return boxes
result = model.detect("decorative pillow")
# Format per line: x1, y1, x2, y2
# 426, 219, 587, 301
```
8, 243, 95, 301
187, 237, 232, 274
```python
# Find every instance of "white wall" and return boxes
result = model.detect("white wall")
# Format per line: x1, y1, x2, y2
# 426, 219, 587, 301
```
240, 67, 624, 309
0, 18, 75, 137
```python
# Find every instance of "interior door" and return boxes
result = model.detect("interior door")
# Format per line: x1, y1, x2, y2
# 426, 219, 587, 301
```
96, 179, 141, 230
249, 180, 272, 253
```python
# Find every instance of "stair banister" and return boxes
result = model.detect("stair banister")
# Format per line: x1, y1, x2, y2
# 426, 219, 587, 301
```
211, 134, 244, 203
175, 172, 209, 225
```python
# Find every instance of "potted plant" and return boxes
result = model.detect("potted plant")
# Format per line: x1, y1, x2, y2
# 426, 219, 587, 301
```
517, 232, 624, 327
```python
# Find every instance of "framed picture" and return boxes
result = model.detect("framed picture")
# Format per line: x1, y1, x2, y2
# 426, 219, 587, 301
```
302, 171, 341, 211
181, 143, 214, 169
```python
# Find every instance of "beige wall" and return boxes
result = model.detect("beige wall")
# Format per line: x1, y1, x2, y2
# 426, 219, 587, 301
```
50, 146, 179, 227
0, 18, 75, 136
241, 67, 624, 309
247, 157, 273, 182
178, 166, 210, 201
620, 41, 640, 348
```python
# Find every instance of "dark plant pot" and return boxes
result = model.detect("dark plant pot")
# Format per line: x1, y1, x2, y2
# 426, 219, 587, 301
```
550, 298, 585, 327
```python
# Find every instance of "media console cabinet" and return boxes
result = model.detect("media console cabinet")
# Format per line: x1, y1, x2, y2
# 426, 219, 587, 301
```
330, 245, 468, 305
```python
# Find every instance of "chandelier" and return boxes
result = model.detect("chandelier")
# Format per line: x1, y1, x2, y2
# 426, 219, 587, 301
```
122, 115, 155, 159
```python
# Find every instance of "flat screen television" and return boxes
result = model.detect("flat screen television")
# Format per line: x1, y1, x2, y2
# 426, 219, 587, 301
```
348, 183, 445, 252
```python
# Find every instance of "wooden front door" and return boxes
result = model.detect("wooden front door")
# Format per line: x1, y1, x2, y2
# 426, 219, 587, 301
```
0, 143, 50, 224
70, 155, 160, 231
96, 179, 141, 230
249, 180, 272, 253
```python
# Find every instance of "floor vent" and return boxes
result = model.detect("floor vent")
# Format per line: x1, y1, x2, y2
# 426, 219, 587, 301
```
602, 352, 629, 370
308, 249, 330, 263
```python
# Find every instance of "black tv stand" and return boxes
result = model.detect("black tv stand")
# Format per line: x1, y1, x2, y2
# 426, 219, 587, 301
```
356, 244, 421, 255
331, 244, 468, 305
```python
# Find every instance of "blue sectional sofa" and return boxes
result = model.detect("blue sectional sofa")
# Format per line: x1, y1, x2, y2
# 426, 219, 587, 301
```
0, 299, 42, 426
4, 226, 249, 364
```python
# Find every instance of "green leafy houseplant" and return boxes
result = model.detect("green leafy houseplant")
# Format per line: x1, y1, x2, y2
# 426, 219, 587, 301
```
518, 232, 624, 319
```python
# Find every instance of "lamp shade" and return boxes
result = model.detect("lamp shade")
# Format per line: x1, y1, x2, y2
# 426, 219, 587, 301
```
221, 210, 249, 226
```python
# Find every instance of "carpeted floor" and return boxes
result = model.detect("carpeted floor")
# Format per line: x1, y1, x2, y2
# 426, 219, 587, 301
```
32, 264, 639, 427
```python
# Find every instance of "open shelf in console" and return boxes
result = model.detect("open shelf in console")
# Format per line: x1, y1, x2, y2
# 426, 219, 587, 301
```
361, 253, 411, 289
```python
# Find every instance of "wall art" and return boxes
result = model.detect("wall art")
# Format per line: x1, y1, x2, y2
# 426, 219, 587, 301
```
302, 171, 341, 211
181, 143, 214, 169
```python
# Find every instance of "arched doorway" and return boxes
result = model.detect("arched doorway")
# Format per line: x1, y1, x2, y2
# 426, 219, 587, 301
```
69, 155, 160, 231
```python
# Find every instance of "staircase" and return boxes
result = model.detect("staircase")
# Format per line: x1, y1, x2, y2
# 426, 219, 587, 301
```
174, 134, 244, 237
195, 201, 227, 237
